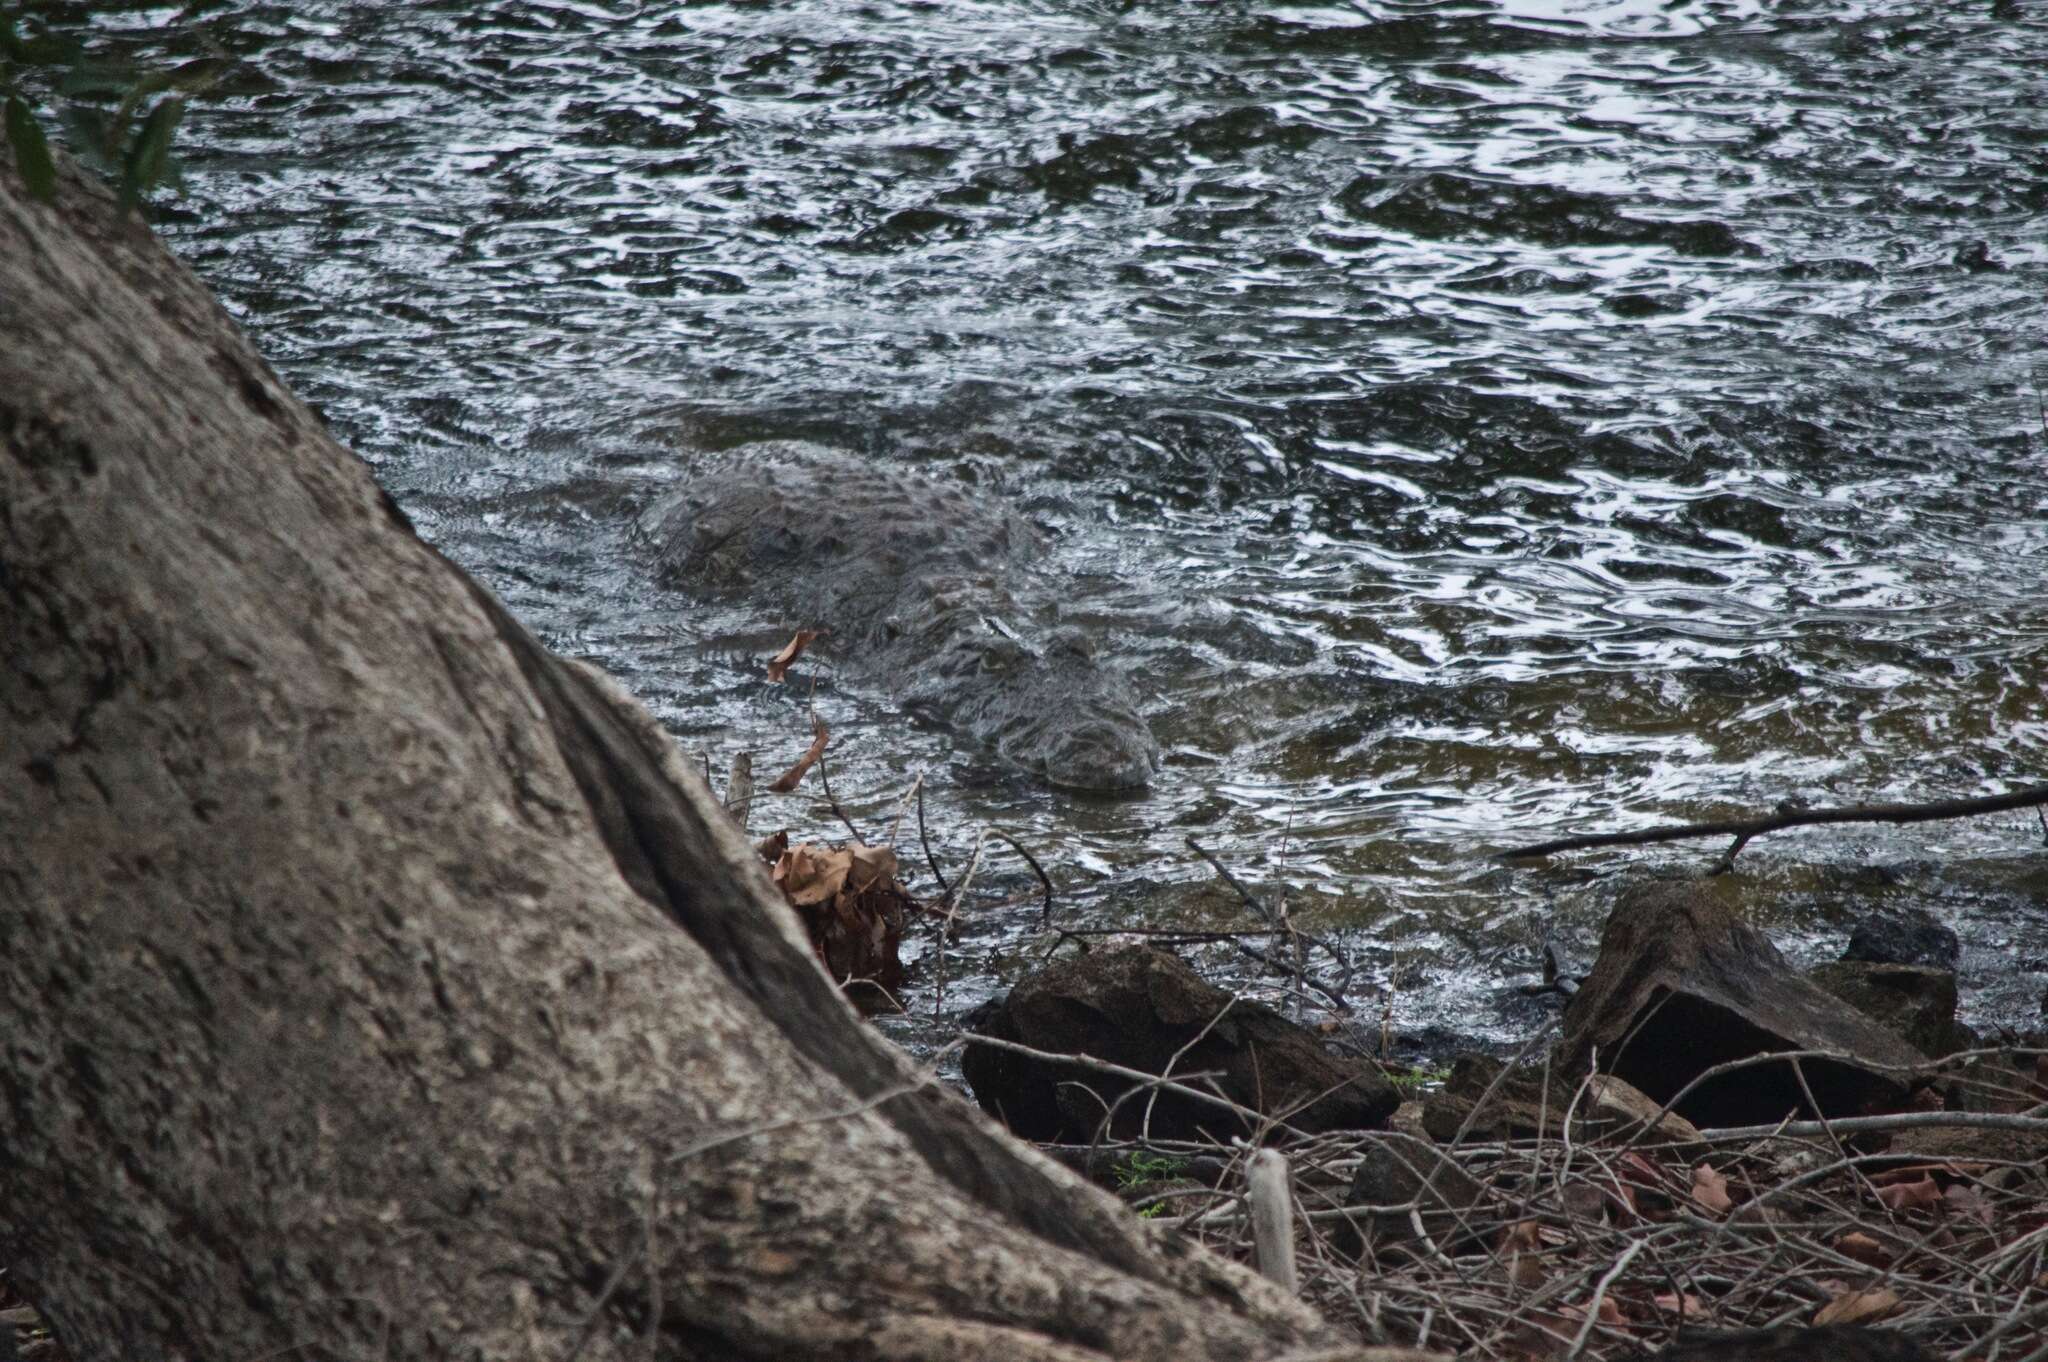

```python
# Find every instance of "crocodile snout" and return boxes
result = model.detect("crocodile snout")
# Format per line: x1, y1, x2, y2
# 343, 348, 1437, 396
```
1037, 717, 1162, 792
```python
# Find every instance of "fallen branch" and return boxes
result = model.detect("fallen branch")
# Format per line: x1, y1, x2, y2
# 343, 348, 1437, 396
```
1247, 1149, 1299, 1295
1498, 782, 2048, 869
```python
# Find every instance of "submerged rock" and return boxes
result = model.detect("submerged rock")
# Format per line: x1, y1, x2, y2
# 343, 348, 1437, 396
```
960, 945, 1396, 1142
1842, 906, 1960, 971
1557, 882, 1929, 1127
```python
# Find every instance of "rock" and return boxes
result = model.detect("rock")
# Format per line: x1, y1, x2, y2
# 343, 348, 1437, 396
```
961, 946, 1397, 1142
1558, 882, 1930, 1127
1336, 1132, 1494, 1257
1627, 1325, 1936, 1362
1842, 907, 1959, 970
1884, 1122, 2048, 1176
1386, 1100, 1433, 1142
1806, 962, 1974, 1058
1419, 1054, 1702, 1145
1585, 1072, 1706, 1141
1926, 1043, 2047, 1117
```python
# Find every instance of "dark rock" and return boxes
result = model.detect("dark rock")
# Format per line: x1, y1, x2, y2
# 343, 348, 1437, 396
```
1336, 1132, 1494, 1257
1420, 1054, 1700, 1144
960, 945, 1397, 1142
1806, 962, 1974, 1058
1928, 1042, 2048, 1119
1628, 1324, 1936, 1362
1842, 907, 1959, 970
1886, 1121, 2048, 1175
1558, 882, 1930, 1127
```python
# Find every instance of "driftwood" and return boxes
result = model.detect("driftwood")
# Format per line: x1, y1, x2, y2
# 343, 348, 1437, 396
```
1498, 782, 2048, 871
0, 154, 1355, 1359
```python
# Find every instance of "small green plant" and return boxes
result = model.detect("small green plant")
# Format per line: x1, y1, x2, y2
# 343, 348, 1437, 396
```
1385, 1063, 1452, 1093
1, 4, 231, 208
1112, 1151, 1186, 1192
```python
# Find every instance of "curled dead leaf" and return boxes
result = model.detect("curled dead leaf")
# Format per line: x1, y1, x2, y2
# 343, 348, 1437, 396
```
1813, 1287, 1901, 1327
767, 839, 909, 1013
1559, 1296, 1628, 1329
1501, 1219, 1546, 1289
1690, 1162, 1733, 1216
765, 628, 827, 682
1875, 1176, 1942, 1213
1834, 1231, 1892, 1268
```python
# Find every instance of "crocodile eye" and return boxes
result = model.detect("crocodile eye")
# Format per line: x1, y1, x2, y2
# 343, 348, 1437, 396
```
978, 638, 1028, 674
1046, 628, 1094, 662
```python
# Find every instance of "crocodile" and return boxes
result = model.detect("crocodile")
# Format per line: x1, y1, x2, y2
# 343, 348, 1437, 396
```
637, 441, 1161, 791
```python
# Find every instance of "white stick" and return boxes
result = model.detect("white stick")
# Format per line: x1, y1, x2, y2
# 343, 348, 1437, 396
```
1246, 1148, 1298, 1296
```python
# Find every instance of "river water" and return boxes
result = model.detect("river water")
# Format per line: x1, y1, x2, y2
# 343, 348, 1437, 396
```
67, 0, 2048, 1044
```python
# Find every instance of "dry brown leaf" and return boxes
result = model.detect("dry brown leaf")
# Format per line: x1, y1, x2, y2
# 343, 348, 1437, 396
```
1691, 1163, 1733, 1216
847, 841, 897, 895
1870, 1163, 1962, 1186
1559, 1296, 1628, 1329
1814, 1287, 1901, 1327
767, 838, 910, 1012
1835, 1231, 1892, 1267
773, 843, 851, 907
1945, 1182, 1996, 1229
1875, 1176, 1942, 1213
1650, 1292, 1705, 1319
764, 628, 828, 682
1501, 1219, 1546, 1289
766, 715, 829, 793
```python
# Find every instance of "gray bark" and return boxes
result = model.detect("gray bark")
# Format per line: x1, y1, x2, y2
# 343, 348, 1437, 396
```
0, 157, 1352, 1360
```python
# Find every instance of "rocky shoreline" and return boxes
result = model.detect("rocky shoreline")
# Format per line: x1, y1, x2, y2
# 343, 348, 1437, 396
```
954, 879, 2048, 1360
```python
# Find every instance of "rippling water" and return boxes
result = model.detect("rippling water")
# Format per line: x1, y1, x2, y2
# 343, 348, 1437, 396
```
60, 0, 2048, 1039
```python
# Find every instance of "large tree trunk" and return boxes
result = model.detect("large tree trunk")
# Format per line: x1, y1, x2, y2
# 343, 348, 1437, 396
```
0, 159, 1351, 1360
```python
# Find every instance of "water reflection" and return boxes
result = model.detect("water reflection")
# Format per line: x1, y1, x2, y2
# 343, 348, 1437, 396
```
63, 0, 2048, 1038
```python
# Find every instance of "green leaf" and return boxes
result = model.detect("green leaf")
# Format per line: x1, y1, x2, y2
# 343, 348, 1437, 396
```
5, 93, 55, 202
120, 93, 183, 210
2, 16, 81, 68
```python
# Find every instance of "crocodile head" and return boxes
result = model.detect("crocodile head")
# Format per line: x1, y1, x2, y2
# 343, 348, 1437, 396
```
933, 627, 1161, 792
